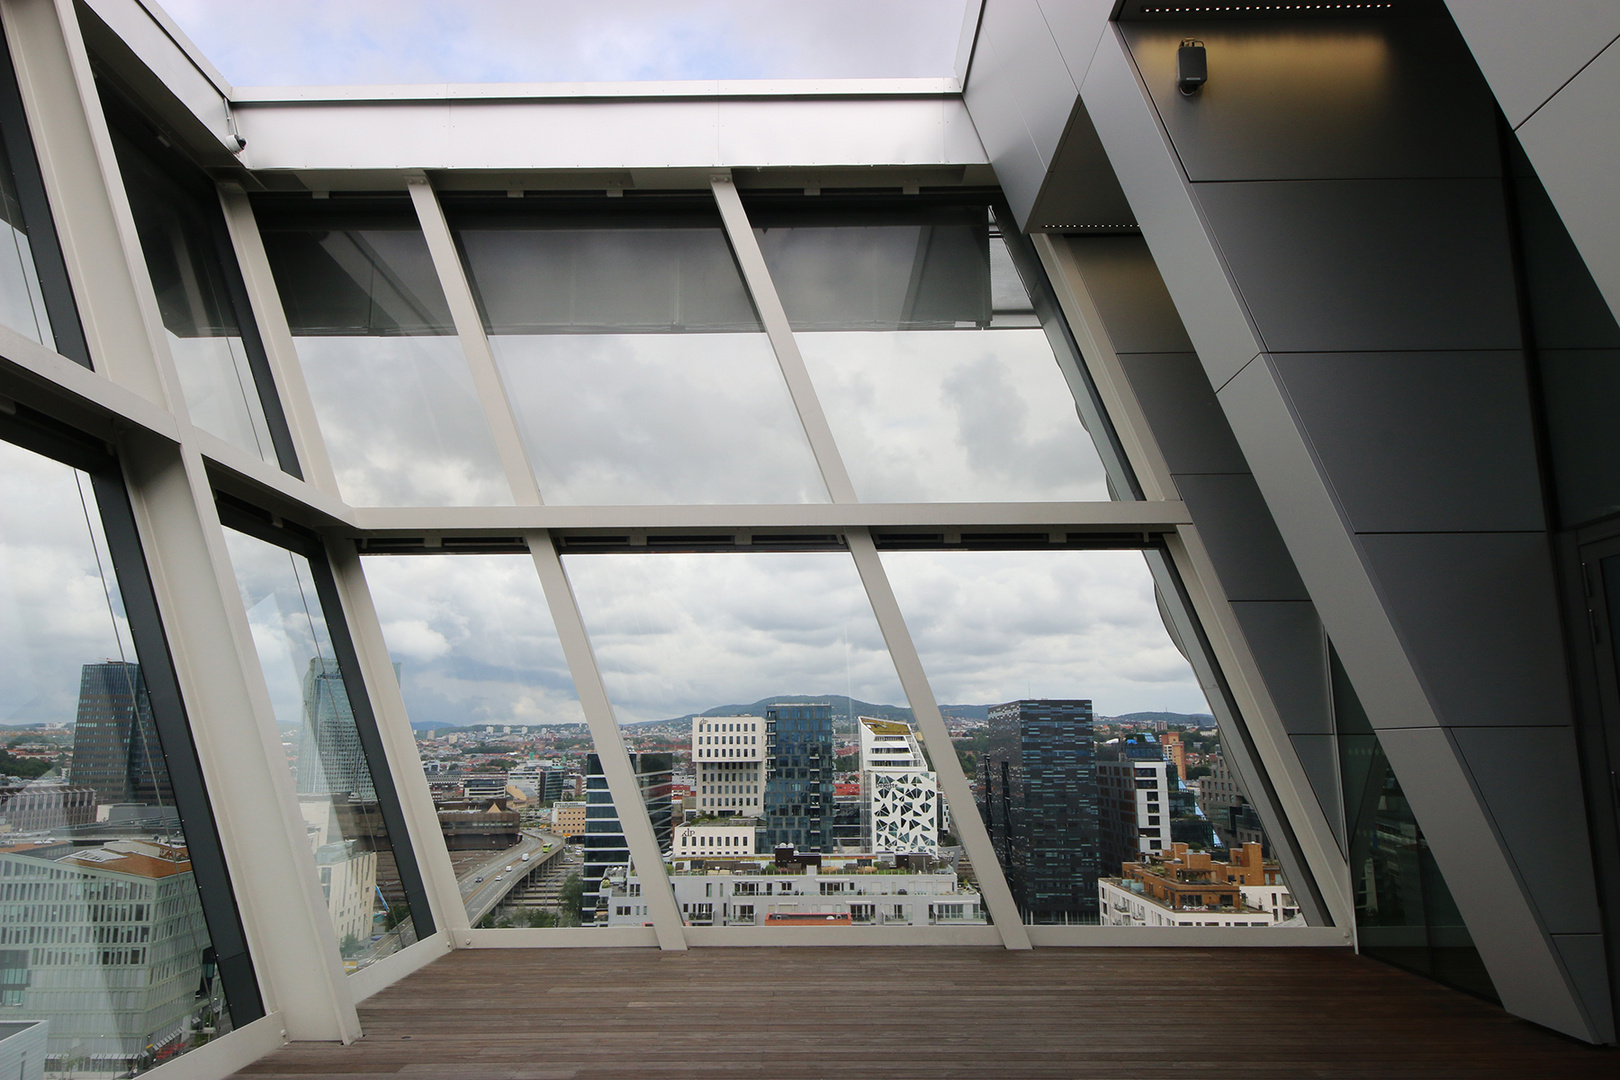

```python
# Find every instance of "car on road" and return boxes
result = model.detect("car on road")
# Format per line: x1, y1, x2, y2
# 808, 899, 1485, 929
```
474, 876, 484, 883
505, 864, 514, 872
521, 853, 530, 862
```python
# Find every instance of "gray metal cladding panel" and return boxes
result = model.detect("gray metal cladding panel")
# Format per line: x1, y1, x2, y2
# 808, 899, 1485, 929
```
1287, 732, 1346, 857
1539, 348, 1620, 528
1119, 352, 1249, 476
1027, 103, 1137, 231
1176, 473, 1311, 602
1120, 19, 1499, 182
1550, 933, 1616, 1042
1229, 601, 1330, 736
964, 31, 1049, 230
1444, 0, 1620, 127
1064, 235, 1193, 354
1194, 179, 1521, 354
1270, 351, 1546, 534
1036, 0, 1117, 88
1359, 532, 1573, 727
1451, 726, 1602, 936
974, 0, 1079, 166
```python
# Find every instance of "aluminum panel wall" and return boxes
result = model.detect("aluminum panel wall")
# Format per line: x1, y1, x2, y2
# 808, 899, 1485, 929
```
1445, 0, 1620, 126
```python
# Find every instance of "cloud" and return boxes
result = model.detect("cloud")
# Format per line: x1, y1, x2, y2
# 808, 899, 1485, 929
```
158, 1, 969, 87
0, 445, 137, 726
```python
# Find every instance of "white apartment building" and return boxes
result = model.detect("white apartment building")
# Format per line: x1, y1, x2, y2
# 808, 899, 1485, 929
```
673, 819, 759, 859
1098, 878, 1284, 929
600, 857, 985, 928
0, 841, 214, 1073
692, 716, 765, 815
857, 718, 938, 855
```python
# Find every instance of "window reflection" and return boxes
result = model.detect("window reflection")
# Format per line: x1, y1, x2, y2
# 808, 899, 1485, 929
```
752, 201, 1109, 503
107, 114, 278, 464
221, 528, 417, 967
563, 550, 983, 929
0, 438, 232, 1075
881, 548, 1296, 928
0, 106, 52, 349
256, 199, 510, 506
449, 199, 824, 505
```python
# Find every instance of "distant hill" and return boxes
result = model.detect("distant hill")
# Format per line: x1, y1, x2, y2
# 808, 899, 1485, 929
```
1114, 711, 1217, 729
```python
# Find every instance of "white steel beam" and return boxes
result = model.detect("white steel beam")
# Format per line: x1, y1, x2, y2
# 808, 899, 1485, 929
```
711, 172, 854, 503
847, 527, 1033, 948
345, 500, 1188, 535
216, 184, 342, 497
528, 529, 687, 950
405, 174, 541, 505
325, 539, 470, 936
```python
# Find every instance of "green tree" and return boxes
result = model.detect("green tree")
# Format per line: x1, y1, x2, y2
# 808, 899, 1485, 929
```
558, 872, 585, 921
340, 932, 363, 958
1187, 764, 1212, 780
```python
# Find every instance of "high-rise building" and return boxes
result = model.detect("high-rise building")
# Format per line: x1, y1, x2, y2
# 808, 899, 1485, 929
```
582, 753, 672, 923
858, 717, 938, 855
982, 700, 1097, 923
763, 704, 834, 852
295, 658, 374, 802
68, 661, 170, 809
691, 715, 764, 816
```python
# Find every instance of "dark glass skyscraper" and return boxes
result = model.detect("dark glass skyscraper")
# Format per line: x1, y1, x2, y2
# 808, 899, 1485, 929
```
762, 703, 833, 852
582, 752, 673, 923
981, 699, 1097, 923
296, 657, 374, 802
69, 661, 172, 809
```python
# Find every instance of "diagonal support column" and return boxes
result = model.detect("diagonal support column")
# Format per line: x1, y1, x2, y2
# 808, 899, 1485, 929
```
848, 527, 1032, 948
528, 529, 687, 950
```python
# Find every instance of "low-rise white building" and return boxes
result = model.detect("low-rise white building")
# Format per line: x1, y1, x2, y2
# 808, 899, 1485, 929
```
1099, 877, 1285, 927
599, 854, 985, 928
672, 818, 759, 858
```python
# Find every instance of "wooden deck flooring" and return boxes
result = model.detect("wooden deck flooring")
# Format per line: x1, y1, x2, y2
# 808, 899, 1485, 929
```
233, 946, 1616, 1079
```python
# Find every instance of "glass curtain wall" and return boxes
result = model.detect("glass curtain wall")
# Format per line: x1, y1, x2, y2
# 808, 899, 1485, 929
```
0, 32, 70, 357
0, 430, 252, 1076
363, 552, 596, 929
220, 525, 422, 969
445, 196, 824, 504
749, 197, 1110, 503
562, 549, 983, 930
254, 196, 509, 506
1334, 648, 1497, 999
103, 100, 286, 467
881, 548, 1295, 928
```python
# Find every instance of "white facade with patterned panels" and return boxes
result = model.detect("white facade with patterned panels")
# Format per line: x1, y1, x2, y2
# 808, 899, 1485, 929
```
858, 718, 937, 855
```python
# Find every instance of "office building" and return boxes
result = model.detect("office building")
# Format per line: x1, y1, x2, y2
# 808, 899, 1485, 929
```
1099, 843, 1295, 929
582, 753, 672, 923
858, 717, 939, 855
68, 662, 170, 808
691, 716, 765, 816
0, 3, 1613, 1073
294, 658, 374, 802
672, 818, 759, 859
763, 704, 834, 852
982, 700, 1098, 923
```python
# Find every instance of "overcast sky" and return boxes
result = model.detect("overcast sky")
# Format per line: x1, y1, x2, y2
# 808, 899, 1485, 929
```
159, 1, 970, 87
361, 548, 1210, 731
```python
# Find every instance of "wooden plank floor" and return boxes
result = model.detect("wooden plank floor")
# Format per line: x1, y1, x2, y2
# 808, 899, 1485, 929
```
233, 947, 1617, 1079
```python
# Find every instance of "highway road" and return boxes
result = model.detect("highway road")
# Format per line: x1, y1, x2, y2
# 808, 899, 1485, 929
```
459, 831, 565, 925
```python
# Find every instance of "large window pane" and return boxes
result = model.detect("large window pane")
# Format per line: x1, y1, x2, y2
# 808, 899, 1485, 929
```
221, 528, 419, 967
450, 200, 825, 504
108, 116, 279, 463
0, 437, 237, 1075
364, 553, 594, 928
881, 548, 1297, 928
0, 95, 52, 350
257, 199, 510, 506
753, 202, 1109, 503
564, 550, 984, 929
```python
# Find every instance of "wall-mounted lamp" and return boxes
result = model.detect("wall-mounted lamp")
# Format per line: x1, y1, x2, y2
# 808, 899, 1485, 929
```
1177, 39, 1207, 95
